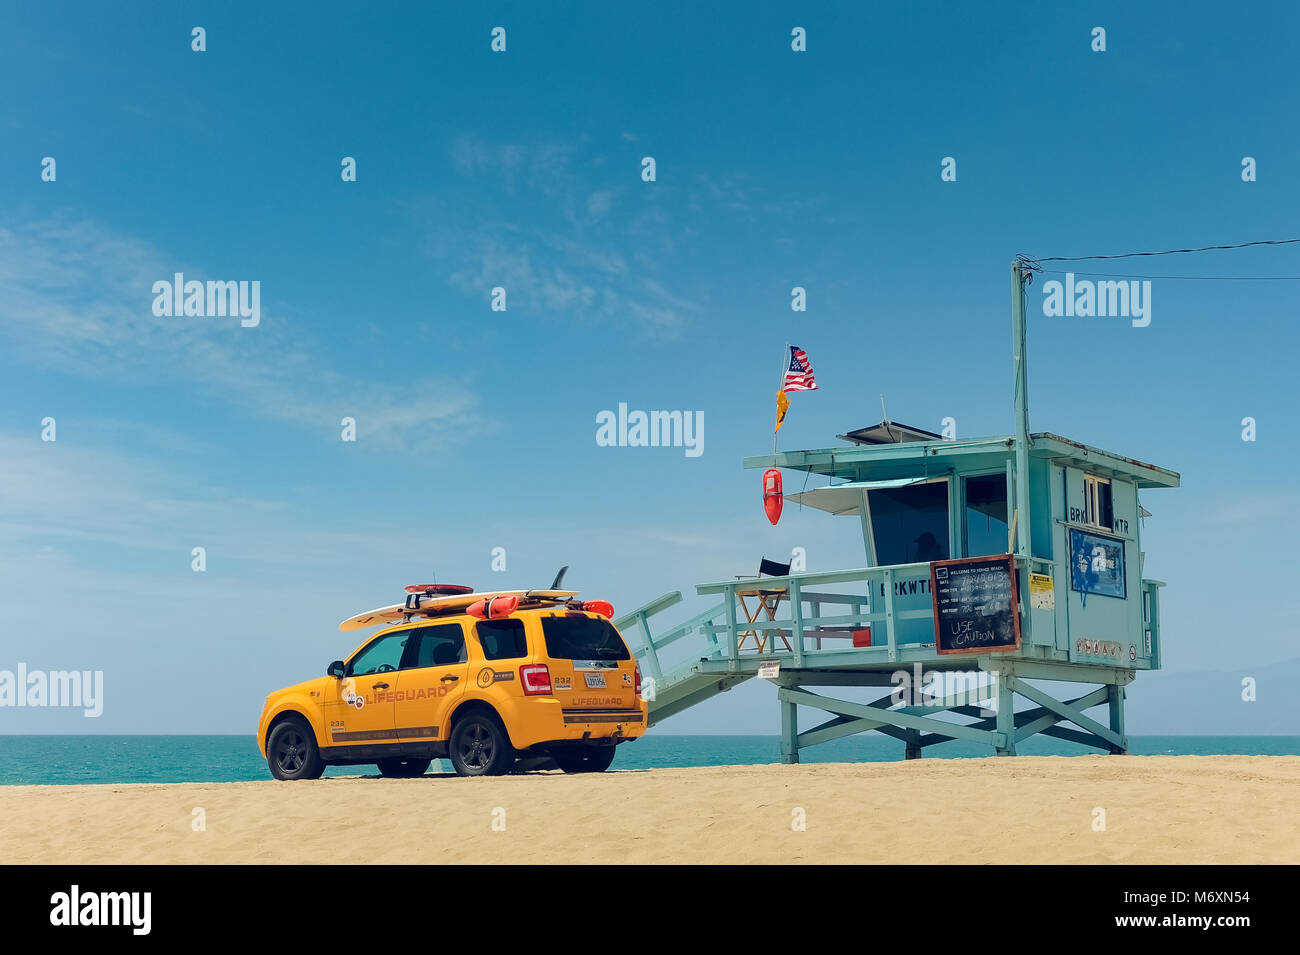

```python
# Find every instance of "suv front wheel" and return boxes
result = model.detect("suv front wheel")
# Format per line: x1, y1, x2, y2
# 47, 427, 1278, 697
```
267, 718, 326, 781
448, 712, 515, 776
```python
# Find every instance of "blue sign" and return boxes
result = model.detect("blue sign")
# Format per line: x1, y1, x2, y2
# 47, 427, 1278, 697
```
1069, 529, 1126, 598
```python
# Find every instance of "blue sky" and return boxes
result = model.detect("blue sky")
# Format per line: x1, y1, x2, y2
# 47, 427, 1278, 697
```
2, 1, 1298, 734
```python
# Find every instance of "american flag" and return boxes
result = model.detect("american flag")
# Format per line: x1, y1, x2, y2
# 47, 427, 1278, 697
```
781, 345, 818, 392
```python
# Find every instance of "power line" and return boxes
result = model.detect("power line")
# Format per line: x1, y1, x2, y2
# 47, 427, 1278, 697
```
1018, 237, 1300, 267
1038, 269, 1300, 281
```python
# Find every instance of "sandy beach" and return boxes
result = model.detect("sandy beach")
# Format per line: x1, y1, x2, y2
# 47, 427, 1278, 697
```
2, 755, 1296, 865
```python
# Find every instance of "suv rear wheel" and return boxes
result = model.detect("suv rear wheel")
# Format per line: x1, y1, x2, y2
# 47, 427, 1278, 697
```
554, 744, 617, 774
267, 718, 326, 781
448, 712, 515, 776
376, 758, 432, 778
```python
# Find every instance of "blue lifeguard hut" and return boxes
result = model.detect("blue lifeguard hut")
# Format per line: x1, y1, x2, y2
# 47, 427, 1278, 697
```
618, 262, 1178, 758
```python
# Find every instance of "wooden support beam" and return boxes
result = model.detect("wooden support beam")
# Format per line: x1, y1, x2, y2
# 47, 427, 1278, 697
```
1107, 683, 1128, 754
904, 734, 923, 760
981, 657, 1134, 686
771, 670, 905, 688
995, 674, 1016, 755
1006, 676, 1125, 750
798, 712, 914, 748
1041, 725, 1114, 750
780, 696, 799, 764
779, 687, 1003, 747
1012, 686, 1110, 743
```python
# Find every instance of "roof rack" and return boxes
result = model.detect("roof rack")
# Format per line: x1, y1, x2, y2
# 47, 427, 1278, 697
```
407, 589, 579, 621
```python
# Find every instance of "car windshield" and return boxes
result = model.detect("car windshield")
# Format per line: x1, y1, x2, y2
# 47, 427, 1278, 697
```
540, 615, 630, 660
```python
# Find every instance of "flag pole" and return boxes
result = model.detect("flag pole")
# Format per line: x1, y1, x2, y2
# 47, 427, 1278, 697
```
774, 342, 789, 453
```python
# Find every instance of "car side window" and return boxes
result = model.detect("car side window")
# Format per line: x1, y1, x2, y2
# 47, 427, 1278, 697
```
348, 631, 411, 676
411, 624, 468, 668
476, 619, 528, 661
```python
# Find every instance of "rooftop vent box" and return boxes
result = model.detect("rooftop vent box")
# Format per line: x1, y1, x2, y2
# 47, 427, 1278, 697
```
837, 420, 944, 446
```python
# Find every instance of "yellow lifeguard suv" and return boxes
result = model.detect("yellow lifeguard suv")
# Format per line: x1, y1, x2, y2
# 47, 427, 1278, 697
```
257, 580, 647, 780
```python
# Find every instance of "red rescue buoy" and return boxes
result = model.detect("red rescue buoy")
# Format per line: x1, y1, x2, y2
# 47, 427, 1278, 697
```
583, 600, 615, 619
763, 468, 783, 525
468, 594, 519, 620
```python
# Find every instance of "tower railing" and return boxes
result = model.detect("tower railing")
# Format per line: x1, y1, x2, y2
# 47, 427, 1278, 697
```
695, 564, 932, 667
616, 564, 1166, 706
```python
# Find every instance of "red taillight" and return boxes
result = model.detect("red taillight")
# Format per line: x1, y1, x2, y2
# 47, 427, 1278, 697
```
520, 663, 552, 696
634, 663, 642, 697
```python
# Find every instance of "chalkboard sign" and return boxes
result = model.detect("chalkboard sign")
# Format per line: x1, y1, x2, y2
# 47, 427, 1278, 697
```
930, 554, 1021, 655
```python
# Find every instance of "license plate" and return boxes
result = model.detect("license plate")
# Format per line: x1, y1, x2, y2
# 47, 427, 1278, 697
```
584, 672, 607, 689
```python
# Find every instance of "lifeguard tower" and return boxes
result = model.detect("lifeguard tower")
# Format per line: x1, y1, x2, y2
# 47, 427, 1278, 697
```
618, 262, 1178, 759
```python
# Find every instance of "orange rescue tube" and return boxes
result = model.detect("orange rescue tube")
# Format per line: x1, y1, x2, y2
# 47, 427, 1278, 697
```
763, 468, 783, 525
468, 594, 519, 619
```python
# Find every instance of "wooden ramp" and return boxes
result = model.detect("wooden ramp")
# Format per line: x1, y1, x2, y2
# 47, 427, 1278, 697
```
614, 592, 752, 726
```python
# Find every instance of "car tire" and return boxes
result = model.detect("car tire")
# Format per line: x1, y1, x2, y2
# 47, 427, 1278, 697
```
554, 745, 617, 774
448, 712, 515, 777
267, 718, 326, 781
376, 758, 432, 778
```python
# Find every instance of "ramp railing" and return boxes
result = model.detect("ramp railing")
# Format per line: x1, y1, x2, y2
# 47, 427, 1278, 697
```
614, 592, 729, 692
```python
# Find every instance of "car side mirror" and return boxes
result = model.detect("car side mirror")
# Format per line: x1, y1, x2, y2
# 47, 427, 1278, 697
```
327, 660, 346, 678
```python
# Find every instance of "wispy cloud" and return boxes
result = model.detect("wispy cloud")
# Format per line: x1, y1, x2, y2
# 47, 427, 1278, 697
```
1205, 490, 1295, 526
585, 190, 613, 220
0, 218, 481, 450
0, 430, 407, 566
424, 135, 704, 334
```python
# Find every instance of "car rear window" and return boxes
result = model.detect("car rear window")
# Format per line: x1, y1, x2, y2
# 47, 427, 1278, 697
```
540, 614, 630, 661
475, 619, 528, 661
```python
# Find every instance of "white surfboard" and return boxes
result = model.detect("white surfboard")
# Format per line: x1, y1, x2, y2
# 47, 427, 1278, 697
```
338, 590, 579, 631
337, 604, 409, 631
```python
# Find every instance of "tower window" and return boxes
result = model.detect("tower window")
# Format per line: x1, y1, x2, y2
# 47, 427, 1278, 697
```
1083, 475, 1113, 530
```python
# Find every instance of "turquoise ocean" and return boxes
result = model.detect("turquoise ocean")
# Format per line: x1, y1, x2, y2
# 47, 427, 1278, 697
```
1, 735, 1298, 785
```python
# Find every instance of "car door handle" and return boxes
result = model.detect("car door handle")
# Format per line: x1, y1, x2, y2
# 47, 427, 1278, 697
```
441, 675, 460, 683
373, 682, 390, 689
